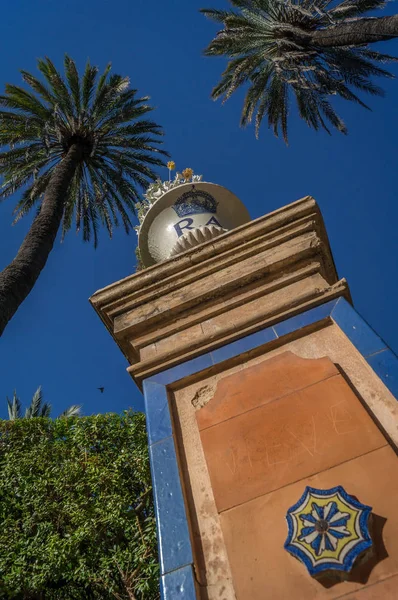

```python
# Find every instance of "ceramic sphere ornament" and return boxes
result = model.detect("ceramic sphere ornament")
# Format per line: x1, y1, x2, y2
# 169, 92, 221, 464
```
137, 180, 250, 268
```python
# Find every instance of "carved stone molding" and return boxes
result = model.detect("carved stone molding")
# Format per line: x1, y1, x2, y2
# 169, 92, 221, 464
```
90, 196, 350, 385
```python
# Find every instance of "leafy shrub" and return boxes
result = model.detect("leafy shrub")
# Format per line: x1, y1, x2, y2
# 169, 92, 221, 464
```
0, 411, 159, 599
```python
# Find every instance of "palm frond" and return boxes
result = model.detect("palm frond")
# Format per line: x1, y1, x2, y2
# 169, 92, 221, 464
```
82, 61, 99, 110
5, 387, 82, 419
25, 385, 44, 418
7, 391, 22, 420
64, 55, 81, 114
0, 87, 49, 120
201, 0, 397, 141
59, 404, 82, 418
12, 169, 53, 223
39, 402, 52, 418
0, 54, 166, 240
329, 0, 387, 20
20, 70, 55, 105
37, 57, 74, 119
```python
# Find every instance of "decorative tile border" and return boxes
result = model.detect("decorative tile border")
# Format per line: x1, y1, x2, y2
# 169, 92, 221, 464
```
331, 299, 387, 357
160, 565, 197, 600
149, 436, 193, 575
284, 485, 373, 576
143, 297, 398, 598
143, 381, 172, 446
367, 350, 398, 400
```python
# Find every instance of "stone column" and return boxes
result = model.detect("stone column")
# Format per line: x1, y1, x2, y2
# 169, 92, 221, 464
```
91, 196, 398, 600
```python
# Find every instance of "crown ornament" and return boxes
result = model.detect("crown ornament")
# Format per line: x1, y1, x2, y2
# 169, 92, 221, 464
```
134, 166, 203, 237
172, 188, 218, 218
136, 163, 250, 268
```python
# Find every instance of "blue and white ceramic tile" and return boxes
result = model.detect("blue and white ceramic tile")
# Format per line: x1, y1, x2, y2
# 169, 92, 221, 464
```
285, 486, 372, 576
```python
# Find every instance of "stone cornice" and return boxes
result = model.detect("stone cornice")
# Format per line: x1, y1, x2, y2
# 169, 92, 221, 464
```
90, 196, 350, 385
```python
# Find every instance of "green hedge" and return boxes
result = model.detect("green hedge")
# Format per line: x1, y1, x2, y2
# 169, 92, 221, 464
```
0, 412, 159, 599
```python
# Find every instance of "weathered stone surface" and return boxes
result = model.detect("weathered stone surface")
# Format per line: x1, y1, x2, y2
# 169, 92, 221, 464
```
90, 196, 350, 384
196, 352, 338, 430
220, 445, 398, 600
169, 384, 236, 597
198, 353, 387, 512
172, 325, 398, 600
90, 194, 398, 600
338, 575, 398, 599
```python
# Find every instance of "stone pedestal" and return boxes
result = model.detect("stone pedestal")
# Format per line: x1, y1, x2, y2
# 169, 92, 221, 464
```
91, 196, 398, 599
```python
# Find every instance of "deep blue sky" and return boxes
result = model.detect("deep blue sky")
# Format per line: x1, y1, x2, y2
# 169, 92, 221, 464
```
1, 0, 397, 416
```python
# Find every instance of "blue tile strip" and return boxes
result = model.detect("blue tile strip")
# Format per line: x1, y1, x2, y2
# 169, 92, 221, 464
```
143, 380, 172, 445
210, 327, 276, 364
273, 299, 337, 338
366, 350, 398, 400
160, 565, 197, 600
149, 436, 193, 575
143, 295, 398, 597
331, 297, 387, 357
330, 298, 398, 399
152, 354, 213, 386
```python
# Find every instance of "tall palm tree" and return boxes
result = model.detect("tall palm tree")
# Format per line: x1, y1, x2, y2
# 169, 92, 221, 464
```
0, 55, 166, 336
6, 386, 81, 420
201, 0, 398, 141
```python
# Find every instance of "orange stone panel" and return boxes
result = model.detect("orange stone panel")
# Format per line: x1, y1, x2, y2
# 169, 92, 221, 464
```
220, 445, 398, 600
200, 373, 387, 512
339, 575, 398, 599
197, 352, 339, 431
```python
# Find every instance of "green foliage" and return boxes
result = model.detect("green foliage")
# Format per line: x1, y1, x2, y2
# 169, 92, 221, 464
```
0, 411, 159, 599
201, 0, 397, 141
6, 386, 81, 420
134, 246, 144, 272
0, 55, 167, 246
6, 391, 21, 420
22, 386, 51, 418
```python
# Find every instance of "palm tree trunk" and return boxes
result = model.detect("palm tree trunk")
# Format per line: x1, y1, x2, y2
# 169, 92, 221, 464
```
0, 144, 82, 336
310, 15, 398, 47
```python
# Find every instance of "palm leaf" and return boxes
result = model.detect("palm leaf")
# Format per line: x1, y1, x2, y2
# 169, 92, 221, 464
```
59, 405, 82, 418
0, 54, 166, 242
64, 55, 81, 115
7, 391, 22, 420
25, 385, 44, 418
201, 0, 397, 140
40, 403, 52, 418
5, 387, 83, 419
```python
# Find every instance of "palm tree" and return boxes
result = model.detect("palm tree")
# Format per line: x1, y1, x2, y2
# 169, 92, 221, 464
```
201, 0, 398, 141
6, 386, 81, 420
0, 55, 166, 336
